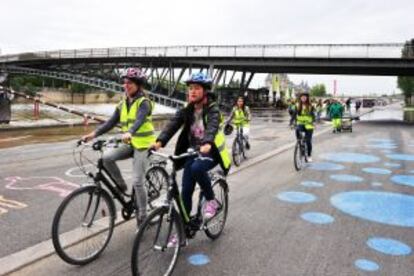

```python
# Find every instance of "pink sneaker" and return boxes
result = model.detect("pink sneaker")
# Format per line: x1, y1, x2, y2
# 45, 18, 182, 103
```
167, 234, 178, 248
203, 199, 219, 220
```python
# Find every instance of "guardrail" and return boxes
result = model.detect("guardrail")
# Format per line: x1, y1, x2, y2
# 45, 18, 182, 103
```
0, 43, 411, 63
5, 66, 185, 109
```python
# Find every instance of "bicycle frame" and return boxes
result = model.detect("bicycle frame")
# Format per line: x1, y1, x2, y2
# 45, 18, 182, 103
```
150, 150, 222, 239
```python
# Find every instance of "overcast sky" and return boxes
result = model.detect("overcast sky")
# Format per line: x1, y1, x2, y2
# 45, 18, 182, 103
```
1, 0, 413, 95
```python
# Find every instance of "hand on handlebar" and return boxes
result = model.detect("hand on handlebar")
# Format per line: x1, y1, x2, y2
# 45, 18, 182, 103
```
81, 132, 95, 143
200, 143, 211, 154
122, 132, 132, 144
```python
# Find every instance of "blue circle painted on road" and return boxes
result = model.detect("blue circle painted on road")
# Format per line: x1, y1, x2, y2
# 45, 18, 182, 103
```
330, 174, 364, 183
301, 212, 335, 224
367, 237, 412, 256
321, 152, 380, 164
362, 167, 392, 175
330, 191, 414, 227
387, 153, 414, 161
381, 149, 394, 154
276, 192, 317, 204
354, 259, 380, 272
390, 175, 414, 188
188, 254, 210, 266
384, 162, 401, 168
308, 162, 345, 171
301, 181, 324, 188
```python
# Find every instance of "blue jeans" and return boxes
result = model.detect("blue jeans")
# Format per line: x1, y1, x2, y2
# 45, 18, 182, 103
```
181, 154, 218, 215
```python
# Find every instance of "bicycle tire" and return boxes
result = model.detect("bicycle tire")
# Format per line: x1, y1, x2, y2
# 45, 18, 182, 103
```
204, 179, 229, 240
232, 138, 242, 167
51, 185, 116, 265
294, 142, 303, 171
131, 207, 182, 276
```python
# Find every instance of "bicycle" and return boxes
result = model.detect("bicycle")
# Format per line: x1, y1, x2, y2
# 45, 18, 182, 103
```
294, 129, 308, 171
232, 125, 248, 166
51, 136, 168, 265
131, 149, 229, 276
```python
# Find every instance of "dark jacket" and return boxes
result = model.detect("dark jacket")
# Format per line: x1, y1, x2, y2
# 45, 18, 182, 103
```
157, 101, 228, 174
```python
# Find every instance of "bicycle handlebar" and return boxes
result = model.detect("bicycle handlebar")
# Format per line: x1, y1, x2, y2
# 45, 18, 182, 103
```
76, 135, 124, 151
148, 148, 199, 161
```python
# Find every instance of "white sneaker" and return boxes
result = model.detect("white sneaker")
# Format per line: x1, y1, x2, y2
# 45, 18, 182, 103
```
307, 157, 313, 163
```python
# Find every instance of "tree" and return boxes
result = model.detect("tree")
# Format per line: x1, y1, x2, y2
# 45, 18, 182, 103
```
310, 84, 327, 97
398, 39, 414, 106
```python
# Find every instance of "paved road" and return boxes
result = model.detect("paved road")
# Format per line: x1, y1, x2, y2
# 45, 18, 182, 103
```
1, 110, 322, 259
5, 107, 414, 275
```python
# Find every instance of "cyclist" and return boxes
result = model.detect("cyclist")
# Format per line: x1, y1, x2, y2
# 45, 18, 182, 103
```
225, 96, 251, 149
152, 72, 231, 223
82, 67, 155, 226
287, 99, 297, 127
295, 92, 315, 162
328, 99, 344, 133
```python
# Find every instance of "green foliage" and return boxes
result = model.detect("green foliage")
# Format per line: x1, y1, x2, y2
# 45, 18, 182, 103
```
398, 39, 414, 105
70, 83, 90, 93
310, 84, 327, 97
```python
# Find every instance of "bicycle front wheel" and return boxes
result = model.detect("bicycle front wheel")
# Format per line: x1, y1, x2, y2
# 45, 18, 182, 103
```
232, 138, 242, 167
294, 142, 304, 171
145, 165, 169, 206
131, 207, 182, 276
205, 179, 229, 240
51, 185, 116, 265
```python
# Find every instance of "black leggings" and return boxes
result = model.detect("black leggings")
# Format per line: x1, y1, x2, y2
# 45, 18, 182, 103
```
295, 125, 313, 157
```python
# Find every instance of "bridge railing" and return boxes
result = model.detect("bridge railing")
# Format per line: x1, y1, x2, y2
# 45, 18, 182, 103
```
4, 66, 186, 109
0, 43, 411, 63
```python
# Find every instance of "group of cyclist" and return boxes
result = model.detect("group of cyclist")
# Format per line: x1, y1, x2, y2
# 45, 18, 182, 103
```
82, 68, 243, 231
80, 67, 325, 232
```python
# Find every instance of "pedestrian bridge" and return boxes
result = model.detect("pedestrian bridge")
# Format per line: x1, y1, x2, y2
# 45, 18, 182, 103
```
1, 43, 413, 108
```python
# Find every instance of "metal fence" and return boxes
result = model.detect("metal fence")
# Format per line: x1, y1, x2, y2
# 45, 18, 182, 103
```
5, 66, 185, 108
0, 43, 411, 63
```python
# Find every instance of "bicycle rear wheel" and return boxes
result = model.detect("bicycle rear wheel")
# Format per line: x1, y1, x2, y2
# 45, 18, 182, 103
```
51, 185, 115, 265
232, 138, 242, 167
204, 179, 229, 240
131, 207, 182, 276
294, 142, 304, 171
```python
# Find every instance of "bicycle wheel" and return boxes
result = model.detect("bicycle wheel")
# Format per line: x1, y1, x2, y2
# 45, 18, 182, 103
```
232, 138, 242, 167
52, 185, 116, 265
242, 138, 248, 159
205, 179, 229, 240
131, 207, 182, 276
294, 142, 303, 171
145, 165, 169, 203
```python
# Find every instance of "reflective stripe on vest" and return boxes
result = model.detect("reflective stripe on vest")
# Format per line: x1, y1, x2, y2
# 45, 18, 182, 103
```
119, 97, 156, 149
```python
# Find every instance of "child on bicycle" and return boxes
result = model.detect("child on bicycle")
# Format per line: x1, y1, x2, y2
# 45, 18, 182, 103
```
225, 96, 251, 149
152, 72, 231, 222
295, 92, 315, 162
82, 68, 155, 227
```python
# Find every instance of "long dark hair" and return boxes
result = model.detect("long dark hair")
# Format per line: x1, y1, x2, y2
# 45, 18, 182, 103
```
297, 94, 312, 114
235, 96, 247, 115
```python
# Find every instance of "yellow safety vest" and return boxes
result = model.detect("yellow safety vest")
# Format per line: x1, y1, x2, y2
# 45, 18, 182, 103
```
119, 97, 156, 149
232, 107, 249, 127
296, 106, 314, 130
206, 103, 232, 171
